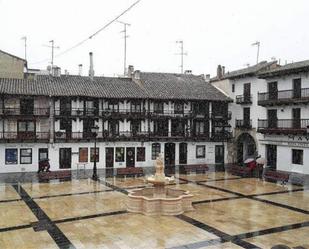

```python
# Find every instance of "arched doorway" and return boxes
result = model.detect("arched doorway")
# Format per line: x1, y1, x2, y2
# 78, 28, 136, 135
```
236, 133, 256, 163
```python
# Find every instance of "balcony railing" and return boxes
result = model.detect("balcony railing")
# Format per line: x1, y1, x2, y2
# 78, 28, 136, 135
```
235, 119, 252, 129
258, 119, 309, 134
53, 131, 232, 142
258, 88, 309, 106
236, 95, 252, 104
0, 132, 50, 141
0, 108, 50, 116
211, 111, 232, 120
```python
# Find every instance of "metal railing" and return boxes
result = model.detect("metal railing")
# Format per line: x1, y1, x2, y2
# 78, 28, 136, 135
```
0, 132, 50, 140
258, 88, 309, 104
235, 119, 252, 129
258, 119, 309, 133
236, 95, 252, 104
0, 108, 50, 116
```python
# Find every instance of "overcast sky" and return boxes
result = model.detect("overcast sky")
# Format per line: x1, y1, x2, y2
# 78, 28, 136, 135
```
1, 0, 309, 77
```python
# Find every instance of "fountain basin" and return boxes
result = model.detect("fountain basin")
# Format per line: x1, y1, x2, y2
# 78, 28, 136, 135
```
127, 187, 194, 216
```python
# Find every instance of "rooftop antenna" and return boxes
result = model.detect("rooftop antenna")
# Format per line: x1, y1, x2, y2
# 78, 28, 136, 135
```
118, 20, 131, 76
21, 36, 27, 61
176, 40, 187, 74
43, 40, 60, 68
252, 41, 260, 64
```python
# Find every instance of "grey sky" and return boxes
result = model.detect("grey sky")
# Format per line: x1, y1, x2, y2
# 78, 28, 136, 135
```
1, 0, 308, 77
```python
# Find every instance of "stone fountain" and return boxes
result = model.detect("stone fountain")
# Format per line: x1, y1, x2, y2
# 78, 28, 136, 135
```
126, 154, 194, 215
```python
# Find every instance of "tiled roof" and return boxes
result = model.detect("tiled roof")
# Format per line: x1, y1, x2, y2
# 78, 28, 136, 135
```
210, 61, 277, 82
140, 72, 231, 101
258, 60, 309, 78
0, 73, 231, 102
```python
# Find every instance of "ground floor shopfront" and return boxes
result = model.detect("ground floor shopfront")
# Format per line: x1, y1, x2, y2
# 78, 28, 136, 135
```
0, 141, 227, 173
259, 134, 309, 174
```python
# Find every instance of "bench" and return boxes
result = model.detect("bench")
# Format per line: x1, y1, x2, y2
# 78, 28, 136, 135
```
264, 170, 289, 185
38, 170, 72, 181
184, 164, 209, 174
227, 165, 251, 177
116, 167, 144, 178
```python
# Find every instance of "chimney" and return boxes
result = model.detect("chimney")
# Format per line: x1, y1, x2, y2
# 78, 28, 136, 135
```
133, 70, 141, 80
222, 66, 225, 75
52, 66, 61, 77
89, 52, 94, 79
217, 65, 223, 78
78, 64, 83, 76
205, 74, 210, 83
128, 65, 134, 77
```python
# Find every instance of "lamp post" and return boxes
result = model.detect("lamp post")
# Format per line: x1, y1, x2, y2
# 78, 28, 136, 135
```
91, 125, 99, 180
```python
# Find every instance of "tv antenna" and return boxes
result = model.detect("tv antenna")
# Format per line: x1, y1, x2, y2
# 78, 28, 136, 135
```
176, 40, 187, 74
43, 40, 60, 68
118, 21, 131, 76
21, 36, 27, 61
252, 41, 260, 64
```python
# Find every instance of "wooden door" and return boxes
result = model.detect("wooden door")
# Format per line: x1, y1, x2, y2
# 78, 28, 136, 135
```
267, 109, 277, 128
266, 145, 277, 170
59, 148, 71, 169
179, 143, 187, 164
243, 107, 251, 127
105, 147, 114, 168
268, 82, 278, 100
164, 143, 175, 167
243, 83, 251, 102
126, 147, 135, 167
293, 78, 301, 99
292, 108, 301, 128
215, 145, 224, 165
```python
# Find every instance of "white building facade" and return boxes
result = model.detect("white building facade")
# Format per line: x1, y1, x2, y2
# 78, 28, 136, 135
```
0, 70, 232, 173
212, 61, 309, 175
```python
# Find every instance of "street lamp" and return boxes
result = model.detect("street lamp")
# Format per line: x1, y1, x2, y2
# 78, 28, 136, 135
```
91, 125, 99, 180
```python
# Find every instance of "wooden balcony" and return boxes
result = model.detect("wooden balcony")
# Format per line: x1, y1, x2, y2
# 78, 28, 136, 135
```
258, 119, 309, 135
258, 88, 309, 106
53, 131, 232, 142
0, 132, 50, 142
235, 119, 252, 129
0, 108, 50, 117
236, 95, 252, 105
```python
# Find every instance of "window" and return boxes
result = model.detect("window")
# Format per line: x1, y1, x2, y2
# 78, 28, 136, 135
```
232, 84, 235, 93
108, 101, 119, 111
131, 120, 141, 135
174, 102, 184, 114
292, 149, 303, 165
137, 147, 145, 161
116, 147, 125, 162
90, 148, 99, 162
20, 148, 32, 164
5, 149, 18, 164
154, 102, 163, 114
18, 121, 35, 132
20, 98, 34, 115
108, 121, 119, 135
131, 101, 141, 112
152, 143, 161, 160
195, 121, 205, 134
196, 145, 205, 158
79, 148, 88, 162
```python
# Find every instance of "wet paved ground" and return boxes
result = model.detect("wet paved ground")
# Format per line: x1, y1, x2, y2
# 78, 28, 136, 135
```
0, 169, 308, 249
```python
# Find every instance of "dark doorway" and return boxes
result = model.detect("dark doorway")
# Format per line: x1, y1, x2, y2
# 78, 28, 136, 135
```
243, 83, 251, 102
105, 147, 114, 168
179, 143, 187, 164
59, 148, 71, 169
267, 109, 278, 128
268, 82, 278, 100
292, 108, 301, 129
293, 78, 301, 99
38, 148, 48, 162
126, 147, 135, 167
215, 145, 225, 165
236, 133, 256, 163
266, 145, 277, 170
243, 107, 251, 128
164, 143, 175, 167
